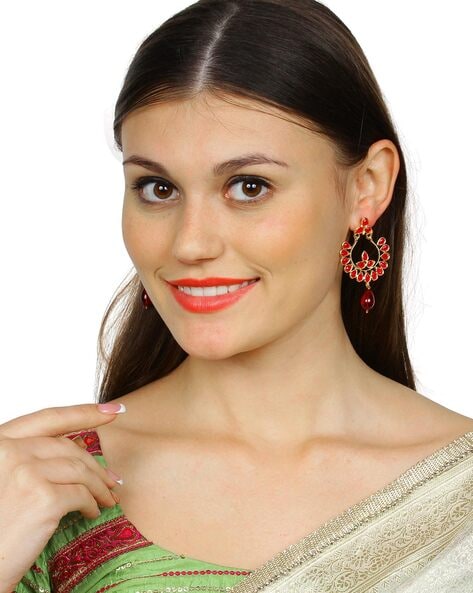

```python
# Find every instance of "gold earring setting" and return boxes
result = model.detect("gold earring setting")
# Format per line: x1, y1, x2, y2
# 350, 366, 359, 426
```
339, 217, 390, 314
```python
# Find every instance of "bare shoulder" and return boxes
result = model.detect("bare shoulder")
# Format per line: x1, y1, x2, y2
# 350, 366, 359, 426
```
379, 380, 473, 448
94, 376, 183, 465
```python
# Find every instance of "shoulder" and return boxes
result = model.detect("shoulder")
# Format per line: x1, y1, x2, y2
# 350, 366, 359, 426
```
379, 381, 473, 448
97, 378, 179, 437
410, 388, 473, 440
351, 370, 473, 452
94, 378, 181, 468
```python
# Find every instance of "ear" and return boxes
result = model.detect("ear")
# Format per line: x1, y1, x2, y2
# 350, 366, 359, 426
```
347, 139, 400, 231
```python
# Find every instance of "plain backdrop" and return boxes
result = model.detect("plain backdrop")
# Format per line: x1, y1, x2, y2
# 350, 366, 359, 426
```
1, 1, 471, 424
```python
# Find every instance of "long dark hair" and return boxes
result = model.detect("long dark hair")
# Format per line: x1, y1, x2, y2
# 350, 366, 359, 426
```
96, 0, 416, 403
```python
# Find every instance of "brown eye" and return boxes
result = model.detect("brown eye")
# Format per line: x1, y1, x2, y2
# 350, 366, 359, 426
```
227, 176, 272, 204
152, 181, 172, 199
243, 180, 262, 198
130, 177, 178, 203
144, 180, 176, 201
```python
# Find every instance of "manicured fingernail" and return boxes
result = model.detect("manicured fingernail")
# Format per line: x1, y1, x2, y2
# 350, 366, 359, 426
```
107, 468, 124, 485
97, 403, 127, 414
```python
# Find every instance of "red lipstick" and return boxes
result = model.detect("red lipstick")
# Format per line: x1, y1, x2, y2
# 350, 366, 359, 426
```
166, 277, 260, 313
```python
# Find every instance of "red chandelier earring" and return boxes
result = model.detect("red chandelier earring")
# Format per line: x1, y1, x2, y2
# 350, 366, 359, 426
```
141, 287, 152, 310
339, 216, 390, 314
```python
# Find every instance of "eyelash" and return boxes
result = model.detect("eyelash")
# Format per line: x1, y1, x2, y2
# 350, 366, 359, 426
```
129, 175, 273, 207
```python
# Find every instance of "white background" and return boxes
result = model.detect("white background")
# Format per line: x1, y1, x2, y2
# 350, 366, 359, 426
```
1, 1, 471, 424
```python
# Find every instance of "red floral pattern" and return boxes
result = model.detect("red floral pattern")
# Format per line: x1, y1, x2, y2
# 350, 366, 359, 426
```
50, 516, 152, 593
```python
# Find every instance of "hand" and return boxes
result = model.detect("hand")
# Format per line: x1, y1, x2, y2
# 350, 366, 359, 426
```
0, 402, 126, 591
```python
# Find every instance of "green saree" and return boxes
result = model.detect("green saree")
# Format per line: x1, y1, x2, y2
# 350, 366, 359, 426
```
15, 429, 473, 593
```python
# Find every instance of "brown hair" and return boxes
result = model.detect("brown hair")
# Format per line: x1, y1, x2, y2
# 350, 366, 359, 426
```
96, 0, 416, 403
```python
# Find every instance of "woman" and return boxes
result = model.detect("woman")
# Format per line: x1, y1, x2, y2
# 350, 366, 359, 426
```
4, 0, 473, 592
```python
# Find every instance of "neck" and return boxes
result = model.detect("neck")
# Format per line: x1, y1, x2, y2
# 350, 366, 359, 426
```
170, 301, 390, 452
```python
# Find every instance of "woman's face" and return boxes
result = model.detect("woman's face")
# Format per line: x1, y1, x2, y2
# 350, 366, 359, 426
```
121, 93, 353, 359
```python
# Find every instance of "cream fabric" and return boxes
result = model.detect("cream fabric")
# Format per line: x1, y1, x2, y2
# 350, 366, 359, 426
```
385, 518, 473, 592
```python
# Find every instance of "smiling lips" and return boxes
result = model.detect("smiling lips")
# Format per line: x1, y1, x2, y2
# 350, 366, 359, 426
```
168, 277, 260, 287
166, 277, 260, 313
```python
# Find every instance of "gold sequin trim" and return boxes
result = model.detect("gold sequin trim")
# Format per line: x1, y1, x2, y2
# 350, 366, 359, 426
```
114, 556, 183, 571
17, 578, 50, 593
231, 431, 473, 593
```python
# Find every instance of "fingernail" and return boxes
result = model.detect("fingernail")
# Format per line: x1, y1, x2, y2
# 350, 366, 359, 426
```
97, 403, 127, 414
107, 468, 124, 485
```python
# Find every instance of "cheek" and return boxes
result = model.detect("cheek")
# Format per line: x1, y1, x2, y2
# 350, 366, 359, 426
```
252, 195, 343, 314
121, 204, 142, 265
121, 203, 168, 270
255, 201, 329, 273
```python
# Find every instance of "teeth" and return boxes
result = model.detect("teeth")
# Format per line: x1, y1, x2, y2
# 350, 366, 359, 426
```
178, 279, 256, 296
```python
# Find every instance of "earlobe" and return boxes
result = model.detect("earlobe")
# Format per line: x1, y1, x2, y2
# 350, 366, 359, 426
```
349, 139, 400, 230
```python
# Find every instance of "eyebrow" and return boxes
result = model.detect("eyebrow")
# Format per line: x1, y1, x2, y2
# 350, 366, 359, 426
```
122, 152, 289, 177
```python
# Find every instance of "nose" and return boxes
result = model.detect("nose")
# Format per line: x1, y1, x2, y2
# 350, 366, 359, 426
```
171, 195, 224, 264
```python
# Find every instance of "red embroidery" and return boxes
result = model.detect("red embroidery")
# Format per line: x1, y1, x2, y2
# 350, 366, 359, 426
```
95, 585, 119, 593
31, 563, 44, 574
49, 516, 152, 593
64, 429, 102, 455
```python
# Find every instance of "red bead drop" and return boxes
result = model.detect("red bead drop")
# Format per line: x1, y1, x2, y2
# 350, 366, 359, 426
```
141, 289, 151, 310
361, 289, 375, 313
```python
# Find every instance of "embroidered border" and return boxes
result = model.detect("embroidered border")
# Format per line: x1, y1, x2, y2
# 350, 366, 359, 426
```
49, 516, 152, 593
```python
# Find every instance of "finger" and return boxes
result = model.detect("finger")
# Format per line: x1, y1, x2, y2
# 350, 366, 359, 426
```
2, 434, 122, 490
56, 483, 104, 520
16, 457, 118, 515
0, 403, 126, 439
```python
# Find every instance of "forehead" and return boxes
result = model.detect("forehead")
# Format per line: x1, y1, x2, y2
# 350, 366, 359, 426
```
121, 93, 334, 166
